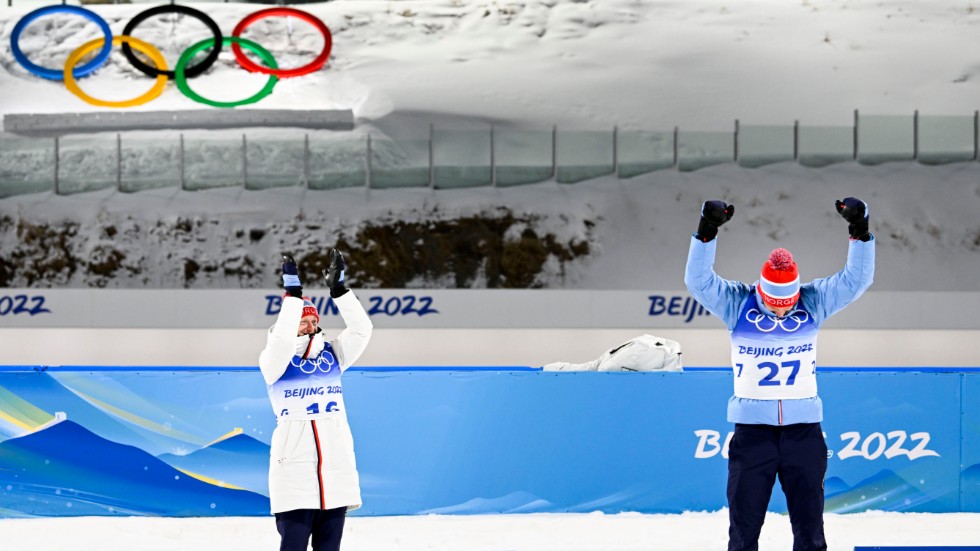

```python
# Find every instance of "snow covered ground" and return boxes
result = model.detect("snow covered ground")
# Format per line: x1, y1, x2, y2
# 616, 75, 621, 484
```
7, 161, 980, 291
3, 510, 980, 550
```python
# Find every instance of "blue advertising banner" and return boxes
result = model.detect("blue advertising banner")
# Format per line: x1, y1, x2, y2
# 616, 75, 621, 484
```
821, 373, 960, 513
0, 367, 974, 517
961, 374, 980, 512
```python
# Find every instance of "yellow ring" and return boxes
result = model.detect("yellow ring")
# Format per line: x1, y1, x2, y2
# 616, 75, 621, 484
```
64, 36, 168, 108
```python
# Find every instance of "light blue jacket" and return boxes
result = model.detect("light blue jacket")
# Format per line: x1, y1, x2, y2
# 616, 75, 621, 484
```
684, 235, 875, 425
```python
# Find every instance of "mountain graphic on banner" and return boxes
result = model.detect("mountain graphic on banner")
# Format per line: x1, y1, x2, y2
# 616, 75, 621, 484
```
419, 491, 554, 515
0, 420, 268, 517
957, 463, 980, 504
824, 469, 933, 513
0, 372, 194, 455
157, 431, 271, 496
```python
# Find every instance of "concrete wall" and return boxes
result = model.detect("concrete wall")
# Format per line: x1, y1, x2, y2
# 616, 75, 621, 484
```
3, 110, 354, 136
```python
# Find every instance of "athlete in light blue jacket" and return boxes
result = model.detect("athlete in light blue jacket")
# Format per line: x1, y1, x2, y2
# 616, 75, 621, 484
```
684, 198, 874, 551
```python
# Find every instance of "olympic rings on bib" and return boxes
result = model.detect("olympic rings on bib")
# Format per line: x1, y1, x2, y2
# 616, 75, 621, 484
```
176, 37, 278, 108
64, 36, 168, 108
121, 4, 222, 80
10, 4, 333, 108
231, 7, 332, 78
10, 5, 113, 81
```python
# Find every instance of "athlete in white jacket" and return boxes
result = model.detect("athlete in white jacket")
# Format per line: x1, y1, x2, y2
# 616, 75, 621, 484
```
258, 250, 373, 551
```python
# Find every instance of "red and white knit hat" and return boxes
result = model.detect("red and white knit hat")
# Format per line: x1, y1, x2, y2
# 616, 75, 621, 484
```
756, 248, 800, 308
301, 297, 319, 322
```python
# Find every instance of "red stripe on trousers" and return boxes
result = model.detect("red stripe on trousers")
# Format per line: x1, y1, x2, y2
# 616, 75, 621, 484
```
311, 420, 326, 510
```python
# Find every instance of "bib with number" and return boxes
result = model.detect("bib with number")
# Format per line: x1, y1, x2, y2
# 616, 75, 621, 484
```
730, 292, 819, 400
268, 342, 346, 420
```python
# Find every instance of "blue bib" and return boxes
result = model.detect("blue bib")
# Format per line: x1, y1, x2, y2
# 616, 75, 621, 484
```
268, 342, 346, 419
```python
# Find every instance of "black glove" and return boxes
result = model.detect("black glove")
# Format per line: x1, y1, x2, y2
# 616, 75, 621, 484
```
282, 254, 303, 298
696, 200, 735, 242
835, 197, 871, 241
322, 249, 349, 299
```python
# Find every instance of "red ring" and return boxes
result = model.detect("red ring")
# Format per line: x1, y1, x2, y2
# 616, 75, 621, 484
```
231, 7, 332, 78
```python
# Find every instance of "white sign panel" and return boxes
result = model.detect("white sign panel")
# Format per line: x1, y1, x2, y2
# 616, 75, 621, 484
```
0, 289, 974, 330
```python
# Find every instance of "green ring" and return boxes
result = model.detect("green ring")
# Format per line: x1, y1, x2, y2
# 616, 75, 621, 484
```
175, 36, 278, 108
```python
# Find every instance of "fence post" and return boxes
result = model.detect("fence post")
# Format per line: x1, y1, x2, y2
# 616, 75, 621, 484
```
913, 110, 919, 161
241, 134, 247, 188
793, 120, 799, 161
54, 136, 60, 195
428, 123, 434, 189
366, 134, 373, 189
733, 119, 740, 163
490, 124, 496, 187
853, 109, 859, 161
612, 125, 619, 177
974, 111, 979, 162
179, 134, 185, 191
116, 133, 122, 192
551, 125, 557, 180
303, 134, 310, 188
672, 126, 679, 168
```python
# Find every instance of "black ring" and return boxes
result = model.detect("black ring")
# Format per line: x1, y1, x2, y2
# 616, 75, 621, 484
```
121, 4, 222, 80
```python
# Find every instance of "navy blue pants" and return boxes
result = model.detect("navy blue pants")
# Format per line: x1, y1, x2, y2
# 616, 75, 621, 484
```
275, 507, 347, 551
727, 423, 828, 551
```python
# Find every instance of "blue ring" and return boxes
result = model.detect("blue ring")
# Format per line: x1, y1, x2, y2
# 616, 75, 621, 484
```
10, 5, 112, 81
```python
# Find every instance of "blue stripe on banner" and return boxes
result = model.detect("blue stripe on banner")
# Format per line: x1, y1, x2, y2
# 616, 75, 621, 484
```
854, 547, 980, 551
2, 365, 980, 373
685, 367, 980, 373
0, 365, 542, 373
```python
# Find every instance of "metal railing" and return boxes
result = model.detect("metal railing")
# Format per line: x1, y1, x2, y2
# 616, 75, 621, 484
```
1, 110, 978, 197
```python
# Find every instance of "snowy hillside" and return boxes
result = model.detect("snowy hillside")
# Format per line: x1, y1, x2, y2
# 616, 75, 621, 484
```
1, 0, 979, 291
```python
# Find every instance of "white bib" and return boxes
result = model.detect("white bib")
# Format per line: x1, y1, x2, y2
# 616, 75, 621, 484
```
730, 297, 819, 400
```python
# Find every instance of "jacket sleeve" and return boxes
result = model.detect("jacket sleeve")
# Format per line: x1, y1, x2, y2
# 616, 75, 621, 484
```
258, 296, 303, 386
800, 235, 876, 327
684, 235, 751, 332
331, 291, 374, 372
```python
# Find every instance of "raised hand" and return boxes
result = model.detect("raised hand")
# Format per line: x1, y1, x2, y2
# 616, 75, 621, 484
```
322, 249, 349, 298
282, 254, 303, 298
835, 197, 870, 241
696, 200, 735, 242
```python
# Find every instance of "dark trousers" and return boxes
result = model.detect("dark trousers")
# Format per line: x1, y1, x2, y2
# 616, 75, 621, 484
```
727, 423, 828, 551
276, 507, 347, 551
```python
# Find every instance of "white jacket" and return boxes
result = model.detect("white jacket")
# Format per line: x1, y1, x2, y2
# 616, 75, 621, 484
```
258, 292, 373, 514
541, 334, 683, 372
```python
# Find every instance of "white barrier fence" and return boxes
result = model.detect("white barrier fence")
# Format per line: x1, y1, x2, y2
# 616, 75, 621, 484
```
1, 289, 976, 368
0, 289, 975, 330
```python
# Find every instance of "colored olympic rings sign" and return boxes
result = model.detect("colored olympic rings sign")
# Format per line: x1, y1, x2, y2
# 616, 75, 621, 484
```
9, 4, 333, 109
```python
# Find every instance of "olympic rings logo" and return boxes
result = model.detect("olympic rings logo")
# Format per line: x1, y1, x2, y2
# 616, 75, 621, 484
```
744, 308, 810, 333
291, 351, 338, 375
9, 4, 333, 109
